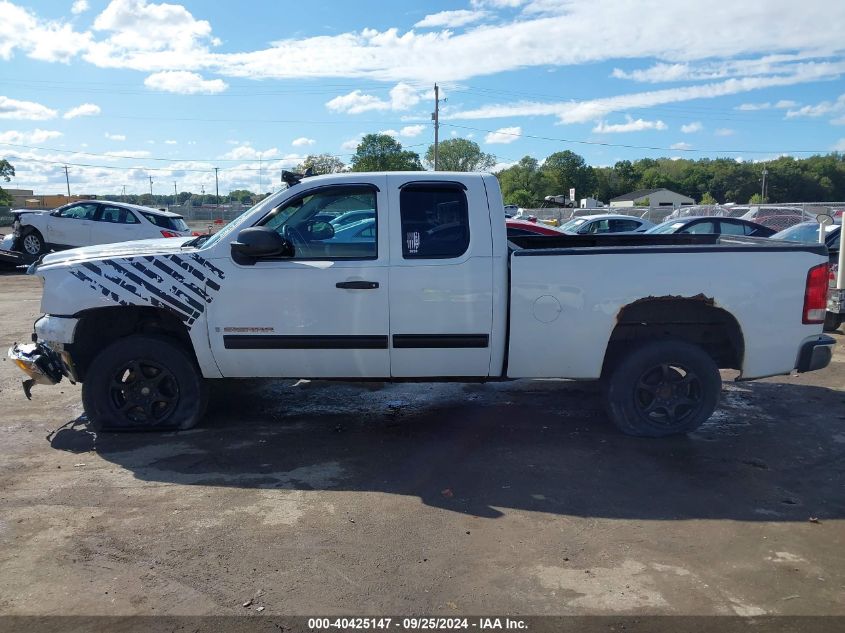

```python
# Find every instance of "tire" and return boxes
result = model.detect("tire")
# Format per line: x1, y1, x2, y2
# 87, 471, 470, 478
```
605, 340, 721, 437
20, 229, 45, 256
82, 335, 207, 432
823, 312, 842, 332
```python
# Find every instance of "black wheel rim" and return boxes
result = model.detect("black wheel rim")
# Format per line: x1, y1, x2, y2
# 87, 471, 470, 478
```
109, 359, 180, 425
634, 362, 703, 427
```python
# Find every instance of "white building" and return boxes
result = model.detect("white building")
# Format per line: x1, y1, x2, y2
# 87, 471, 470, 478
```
609, 188, 695, 208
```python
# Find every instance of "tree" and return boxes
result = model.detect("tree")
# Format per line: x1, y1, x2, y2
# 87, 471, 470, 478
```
298, 154, 346, 175
635, 197, 650, 207
748, 193, 767, 204
699, 192, 717, 205
424, 138, 495, 171
350, 134, 423, 172
540, 151, 596, 200
0, 159, 14, 207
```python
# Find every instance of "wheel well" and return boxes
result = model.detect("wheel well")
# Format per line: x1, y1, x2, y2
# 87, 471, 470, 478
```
70, 306, 195, 381
602, 296, 745, 375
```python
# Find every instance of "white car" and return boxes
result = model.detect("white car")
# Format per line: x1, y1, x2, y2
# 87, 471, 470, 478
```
12, 200, 192, 256
9, 171, 834, 437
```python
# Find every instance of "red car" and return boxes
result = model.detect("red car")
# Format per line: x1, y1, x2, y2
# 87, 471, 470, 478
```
506, 218, 561, 237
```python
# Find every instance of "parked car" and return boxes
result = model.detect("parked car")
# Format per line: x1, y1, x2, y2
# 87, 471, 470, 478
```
10, 172, 834, 438
506, 218, 562, 237
503, 204, 519, 218
559, 214, 654, 235
646, 216, 775, 237
329, 209, 374, 229
740, 206, 806, 232
771, 221, 842, 331
12, 201, 191, 256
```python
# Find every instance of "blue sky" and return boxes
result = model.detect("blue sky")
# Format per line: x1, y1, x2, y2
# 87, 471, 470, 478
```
1, 0, 844, 194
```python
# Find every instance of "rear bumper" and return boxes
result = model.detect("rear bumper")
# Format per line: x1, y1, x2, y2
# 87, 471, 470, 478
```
795, 334, 836, 373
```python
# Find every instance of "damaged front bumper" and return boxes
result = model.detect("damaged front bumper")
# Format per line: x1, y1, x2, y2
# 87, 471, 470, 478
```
7, 341, 69, 399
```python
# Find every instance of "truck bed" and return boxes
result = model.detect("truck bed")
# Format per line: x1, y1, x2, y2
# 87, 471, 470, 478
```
507, 233, 829, 256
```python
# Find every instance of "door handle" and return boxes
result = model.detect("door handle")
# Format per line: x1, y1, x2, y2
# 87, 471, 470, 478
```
336, 281, 379, 289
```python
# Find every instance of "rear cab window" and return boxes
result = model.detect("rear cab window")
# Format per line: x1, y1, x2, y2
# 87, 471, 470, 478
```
400, 184, 469, 259
141, 212, 189, 232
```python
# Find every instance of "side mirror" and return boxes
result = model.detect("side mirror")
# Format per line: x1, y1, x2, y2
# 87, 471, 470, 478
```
231, 227, 294, 261
304, 220, 335, 241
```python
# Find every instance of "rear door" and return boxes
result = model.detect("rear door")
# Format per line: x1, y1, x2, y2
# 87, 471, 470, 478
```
90, 204, 142, 244
387, 177, 494, 377
47, 202, 97, 247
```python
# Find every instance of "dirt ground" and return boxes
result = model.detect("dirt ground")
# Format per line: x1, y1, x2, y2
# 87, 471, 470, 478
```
0, 270, 843, 618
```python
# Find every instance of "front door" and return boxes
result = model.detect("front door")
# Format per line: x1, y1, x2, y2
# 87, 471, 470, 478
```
206, 180, 391, 378
387, 177, 494, 377
47, 202, 97, 247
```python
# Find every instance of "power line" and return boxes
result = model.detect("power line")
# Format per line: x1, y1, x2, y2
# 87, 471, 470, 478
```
440, 122, 828, 154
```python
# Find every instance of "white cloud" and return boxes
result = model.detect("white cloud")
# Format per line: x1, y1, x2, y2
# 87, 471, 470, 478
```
379, 129, 399, 137
71, 0, 90, 14
785, 93, 845, 118
415, 10, 488, 28
453, 63, 845, 124
220, 145, 278, 160
104, 132, 126, 141
104, 150, 150, 158
144, 71, 227, 94
326, 82, 422, 114
471, 0, 524, 7
670, 142, 692, 150
592, 116, 667, 133
341, 133, 365, 151
164, 139, 177, 144
715, 128, 735, 136
833, 138, 845, 151
738, 99, 799, 111
484, 126, 521, 144
775, 99, 798, 108
0, 1, 93, 63
400, 124, 426, 137
291, 137, 316, 147
0, 95, 57, 120
681, 121, 703, 133
63, 102, 101, 119
0, 128, 62, 144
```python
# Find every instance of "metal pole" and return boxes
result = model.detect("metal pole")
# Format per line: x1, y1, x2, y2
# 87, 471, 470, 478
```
838, 211, 844, 290
761, 168, 768, 201
149, 176, 153, 197
64, 165, 70, 196
214, 167, 220, 220
433, 83, 439, 171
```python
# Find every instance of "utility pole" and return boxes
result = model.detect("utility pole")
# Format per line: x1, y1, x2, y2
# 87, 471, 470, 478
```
63, 165, 70, 196
258, 155, 262, 195
149, 175, 154, 197
121, 185, 126, 201
761, 167, 768, 202
432, 83, 440, 171
214, 167, 220, 220
173, 181, 177, 197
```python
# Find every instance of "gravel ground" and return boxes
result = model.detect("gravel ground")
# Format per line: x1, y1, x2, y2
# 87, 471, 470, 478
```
0, 271, 843, 620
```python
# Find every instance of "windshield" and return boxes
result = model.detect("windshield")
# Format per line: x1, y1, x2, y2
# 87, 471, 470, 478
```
646, 221, 686, 234
199, 188, 289, 250
771, 222, 830, 243
560, 218, 587, 231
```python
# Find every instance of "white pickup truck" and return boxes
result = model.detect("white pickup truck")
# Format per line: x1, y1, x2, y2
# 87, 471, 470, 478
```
9, 171, 835, 437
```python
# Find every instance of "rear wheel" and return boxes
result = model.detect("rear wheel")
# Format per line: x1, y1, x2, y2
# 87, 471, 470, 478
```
605, 340, 721, 437
20, 229, 45, 256
82, 335, 207, 432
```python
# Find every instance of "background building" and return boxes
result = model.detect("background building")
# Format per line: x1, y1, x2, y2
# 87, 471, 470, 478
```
609, 188, 695, 208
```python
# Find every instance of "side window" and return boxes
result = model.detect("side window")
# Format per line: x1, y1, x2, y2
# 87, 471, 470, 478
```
99, 206, 138, 224
400, 185, 469, 259
57, 203, 97, 220
718, 220, 746, 236
610, 219, 640, 232
261, 186, 377, 259
584, 219, 610, 234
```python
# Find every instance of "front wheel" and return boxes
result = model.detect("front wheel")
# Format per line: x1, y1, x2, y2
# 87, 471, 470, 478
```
82, 335, 207, 432
605, 340, 721, 437
20, 229, 45, 256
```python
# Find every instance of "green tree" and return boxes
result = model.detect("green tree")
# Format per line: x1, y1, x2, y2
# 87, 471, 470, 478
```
699, 192, 717, 205
299, 153, 346, 175
635, 197, 650, 207
748, 193, 767, 204
506, 189, 535, 208
540, 151, 596, 200
424, 138, 495, 171
350, 134, 423, 172
497, 156, 544, 205
0, 159, 14, 207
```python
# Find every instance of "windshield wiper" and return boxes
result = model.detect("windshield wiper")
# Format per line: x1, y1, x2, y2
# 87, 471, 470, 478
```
182, 234, 210, 248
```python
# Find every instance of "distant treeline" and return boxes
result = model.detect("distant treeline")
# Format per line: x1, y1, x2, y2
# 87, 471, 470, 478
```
496, 152, 845, 206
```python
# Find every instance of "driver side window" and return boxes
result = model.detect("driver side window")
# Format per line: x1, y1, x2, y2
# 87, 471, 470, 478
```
261, 186, 377, 260
57, 203, 97, 220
